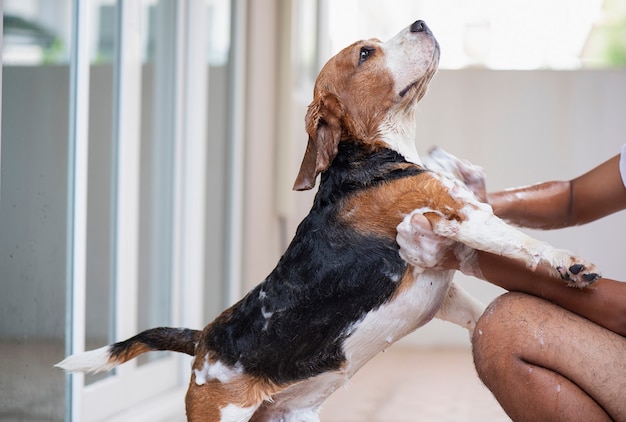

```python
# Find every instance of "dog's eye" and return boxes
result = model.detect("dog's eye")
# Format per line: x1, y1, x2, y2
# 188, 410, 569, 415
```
358, 47, 374, 65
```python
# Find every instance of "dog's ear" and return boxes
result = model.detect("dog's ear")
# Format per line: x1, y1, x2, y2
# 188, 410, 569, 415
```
293, 94, 343, 191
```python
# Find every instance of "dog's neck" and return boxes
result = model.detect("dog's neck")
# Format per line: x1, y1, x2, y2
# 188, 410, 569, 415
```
378, 110, 422, 165
318, 141, 426, 197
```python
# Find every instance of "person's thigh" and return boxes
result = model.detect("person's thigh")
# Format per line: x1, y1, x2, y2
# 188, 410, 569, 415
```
472, 292, 625, 422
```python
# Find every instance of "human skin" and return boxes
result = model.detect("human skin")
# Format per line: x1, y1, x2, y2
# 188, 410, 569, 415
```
479, 153, 626, 336
406, 152, 626, 421
469, 153, 626, 421
472, 292, 625, 422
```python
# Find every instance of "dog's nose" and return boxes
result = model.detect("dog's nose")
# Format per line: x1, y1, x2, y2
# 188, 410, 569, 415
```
410, 20, 428, 33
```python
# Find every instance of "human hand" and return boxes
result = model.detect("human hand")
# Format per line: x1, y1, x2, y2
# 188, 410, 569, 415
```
396, 147, 488, 275
396, 211, 453, 273
423, 147, 488, 203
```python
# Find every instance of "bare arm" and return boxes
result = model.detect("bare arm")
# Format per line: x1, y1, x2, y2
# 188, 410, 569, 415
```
475, 251, 626, 336
488, 154, 626, 229
477, 154, 626, 334
419, 150, 626, 334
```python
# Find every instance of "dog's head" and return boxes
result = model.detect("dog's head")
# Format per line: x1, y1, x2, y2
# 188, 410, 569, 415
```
293, 20, 440, 191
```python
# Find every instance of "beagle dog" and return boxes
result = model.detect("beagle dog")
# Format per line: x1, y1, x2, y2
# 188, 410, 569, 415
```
57, 20, 600, 421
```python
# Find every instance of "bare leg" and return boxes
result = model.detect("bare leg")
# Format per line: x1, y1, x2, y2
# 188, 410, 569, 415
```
472, 292, 626, 422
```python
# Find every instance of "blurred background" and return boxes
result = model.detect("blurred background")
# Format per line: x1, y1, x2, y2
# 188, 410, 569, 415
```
1, 0, 625, 420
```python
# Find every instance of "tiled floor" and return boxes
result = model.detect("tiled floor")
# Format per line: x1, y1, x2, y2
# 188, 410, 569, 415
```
0, 339, 66, 422
320, 346, 511, 422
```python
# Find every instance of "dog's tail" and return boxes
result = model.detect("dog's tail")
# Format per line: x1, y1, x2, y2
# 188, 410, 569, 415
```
55, 327, 201, 373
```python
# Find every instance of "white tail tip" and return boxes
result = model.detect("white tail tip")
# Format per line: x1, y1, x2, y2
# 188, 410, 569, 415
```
55, 345, 116, 374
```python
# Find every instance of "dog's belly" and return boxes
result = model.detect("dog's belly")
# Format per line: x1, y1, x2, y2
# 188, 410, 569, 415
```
342, 269, 454, 374
253, 269, 454, 421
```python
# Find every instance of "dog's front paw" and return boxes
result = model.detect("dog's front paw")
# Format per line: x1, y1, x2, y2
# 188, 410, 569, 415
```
552, 251, 601, 288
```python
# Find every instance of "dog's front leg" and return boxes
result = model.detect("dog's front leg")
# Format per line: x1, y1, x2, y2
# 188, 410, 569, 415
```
427, 201, 601, 288
420, 147, 601, 287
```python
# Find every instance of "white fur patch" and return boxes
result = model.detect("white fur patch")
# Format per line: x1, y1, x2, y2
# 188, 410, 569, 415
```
434, 281, 485, 334
55, 345, 115, 374
378, 115, 422, 165
255, 371, 347, 422
194, 355, 243, 385
276, 408, 321, 422
376, 23, 439, 165
342, 269, 454, 374
220, 403, 258, 422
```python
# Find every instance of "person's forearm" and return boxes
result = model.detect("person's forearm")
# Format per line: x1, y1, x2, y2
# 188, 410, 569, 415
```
476, 251, 626, 336
487, 181, 572, 229
487, 154, 626, 229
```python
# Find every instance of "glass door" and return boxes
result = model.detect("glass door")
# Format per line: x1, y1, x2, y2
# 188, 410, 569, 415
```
69, 1, 183, 420
1, 0, 235, 420
0, 1, 73, 419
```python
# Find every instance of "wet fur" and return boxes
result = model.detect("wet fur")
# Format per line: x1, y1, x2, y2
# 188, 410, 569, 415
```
56, 21, 600, 421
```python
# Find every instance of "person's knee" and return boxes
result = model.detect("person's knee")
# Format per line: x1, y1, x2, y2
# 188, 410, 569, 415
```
472, 292, 534, 382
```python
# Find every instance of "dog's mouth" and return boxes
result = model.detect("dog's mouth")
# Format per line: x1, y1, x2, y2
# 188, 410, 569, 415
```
398, 68, 435, 99
399, 47, 440, 99
399, 80, 419, 98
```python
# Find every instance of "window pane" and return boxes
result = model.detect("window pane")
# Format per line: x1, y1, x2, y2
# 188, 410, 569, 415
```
84, 0, 116, 386
137, 0, 175, 365
0, 0, 71, 419
204, 0, 230, 322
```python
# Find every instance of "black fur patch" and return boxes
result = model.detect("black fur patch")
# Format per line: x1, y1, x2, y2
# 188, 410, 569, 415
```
110, 327, 200, 358
204, 141, 427, 384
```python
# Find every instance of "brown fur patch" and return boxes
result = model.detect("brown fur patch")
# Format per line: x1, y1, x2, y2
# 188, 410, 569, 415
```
185, 347, 285, 421
309, 41, 395, 144
110, 343, 151, 364
339, 171, 465, 239
339, 170, 469, 297
185, 369, 283, 421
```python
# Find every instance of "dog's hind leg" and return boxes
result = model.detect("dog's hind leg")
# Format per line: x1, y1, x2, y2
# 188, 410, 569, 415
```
435, 281, 485, 335
250, 370, 349, 422
185, 377, 264, 422
186, 355, 285, 422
